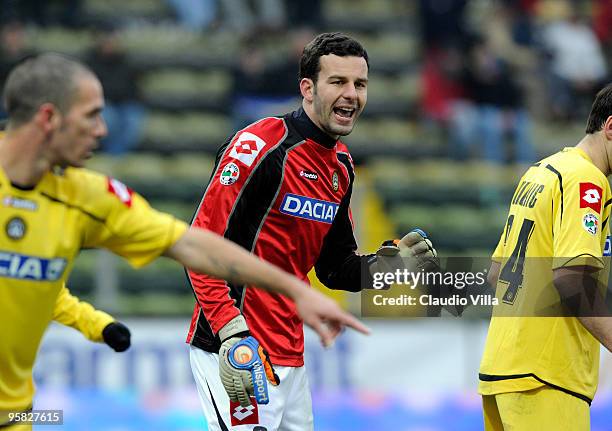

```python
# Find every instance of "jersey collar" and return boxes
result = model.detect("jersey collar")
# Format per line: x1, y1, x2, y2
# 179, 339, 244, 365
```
0, 164, 56, 193
565, 146, 597, 167
290, 108, 338, 149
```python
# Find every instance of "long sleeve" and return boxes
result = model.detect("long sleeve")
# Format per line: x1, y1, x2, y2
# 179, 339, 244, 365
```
187, 118, 287, 335
315, 161, 374, 292
52, 284, 115, 342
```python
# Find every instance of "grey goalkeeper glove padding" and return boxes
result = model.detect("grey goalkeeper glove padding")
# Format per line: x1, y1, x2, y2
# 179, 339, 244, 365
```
370, 229, 440, 280
219, 315, 280, 407
102, 321, 131, 352
397, 229, 439, 272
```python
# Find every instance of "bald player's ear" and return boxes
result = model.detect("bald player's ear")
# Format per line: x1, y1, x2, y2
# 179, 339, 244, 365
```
300, 78, 315, 102
36, 103, 61, 134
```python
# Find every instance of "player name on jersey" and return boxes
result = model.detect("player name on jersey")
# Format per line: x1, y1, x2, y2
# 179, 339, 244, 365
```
511, 181, 545, 209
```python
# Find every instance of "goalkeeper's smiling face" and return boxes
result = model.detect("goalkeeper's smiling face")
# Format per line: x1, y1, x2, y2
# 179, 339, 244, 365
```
301, 54, 368, 139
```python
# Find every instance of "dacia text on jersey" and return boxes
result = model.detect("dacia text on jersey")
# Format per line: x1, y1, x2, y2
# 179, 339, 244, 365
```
0, 251, 67, 281
279, 193, 339, 224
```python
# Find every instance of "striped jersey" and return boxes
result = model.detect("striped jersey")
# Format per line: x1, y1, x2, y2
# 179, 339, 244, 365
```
186, 108, 368, 366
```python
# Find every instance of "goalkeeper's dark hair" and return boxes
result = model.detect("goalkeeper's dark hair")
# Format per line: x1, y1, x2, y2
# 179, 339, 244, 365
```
586, 83, 612, 134
299, 32, 368, 84
2, 53, 94, 127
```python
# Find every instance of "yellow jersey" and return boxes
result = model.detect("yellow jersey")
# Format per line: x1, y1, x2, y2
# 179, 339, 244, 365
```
479, 147, 611, 404
0, 165, 187, 414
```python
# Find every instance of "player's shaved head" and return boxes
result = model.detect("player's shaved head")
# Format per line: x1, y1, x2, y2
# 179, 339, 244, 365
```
586, 83, 612, 134
2, 53, 95, 127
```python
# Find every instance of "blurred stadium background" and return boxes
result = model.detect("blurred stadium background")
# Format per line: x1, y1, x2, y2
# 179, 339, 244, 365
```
1, 0, 612, 429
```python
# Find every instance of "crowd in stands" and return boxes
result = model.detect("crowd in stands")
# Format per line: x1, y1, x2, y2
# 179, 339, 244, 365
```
419, 0, 611, 164
0, 0, 610, 164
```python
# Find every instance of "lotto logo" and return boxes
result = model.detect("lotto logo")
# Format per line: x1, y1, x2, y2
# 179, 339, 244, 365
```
229, 132, 266, 167
580, 183, 602, 213
107, 178, 133, 207
230, 400, 259, 425
299, 170, 318, 181
233, 405, 255, 420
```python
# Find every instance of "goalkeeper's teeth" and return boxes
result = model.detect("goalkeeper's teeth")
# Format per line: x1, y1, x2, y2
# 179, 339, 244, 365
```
333, 107, 355, 118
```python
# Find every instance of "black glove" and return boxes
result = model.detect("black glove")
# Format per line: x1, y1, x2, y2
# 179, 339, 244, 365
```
102, 321, 131, 352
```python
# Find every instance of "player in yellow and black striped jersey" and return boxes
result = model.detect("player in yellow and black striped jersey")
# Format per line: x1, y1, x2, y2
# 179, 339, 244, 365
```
0, 54, 368, 430
480, 83, 612, 430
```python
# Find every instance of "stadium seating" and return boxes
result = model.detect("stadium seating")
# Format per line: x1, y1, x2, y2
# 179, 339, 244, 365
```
15, 0, 601, 314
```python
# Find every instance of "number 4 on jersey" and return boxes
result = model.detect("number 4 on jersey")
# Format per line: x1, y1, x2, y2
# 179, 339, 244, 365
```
499, 218, 535, 305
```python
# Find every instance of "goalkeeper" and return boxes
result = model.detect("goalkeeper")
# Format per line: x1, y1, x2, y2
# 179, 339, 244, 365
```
187, 32, 439, 430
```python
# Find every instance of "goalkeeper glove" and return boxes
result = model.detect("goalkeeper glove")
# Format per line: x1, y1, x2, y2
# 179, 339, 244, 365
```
218, 315, 280, 407
397, 228, 439, 272
370, 228, 439, 281
102, 321, 131, 352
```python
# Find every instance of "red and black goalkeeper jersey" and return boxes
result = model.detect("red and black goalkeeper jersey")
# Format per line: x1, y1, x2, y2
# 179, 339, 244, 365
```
186, 108, 370, 366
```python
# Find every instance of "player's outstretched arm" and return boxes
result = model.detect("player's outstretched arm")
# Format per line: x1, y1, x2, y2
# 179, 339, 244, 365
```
52, 284, 131, 352
164, 227, 370, 345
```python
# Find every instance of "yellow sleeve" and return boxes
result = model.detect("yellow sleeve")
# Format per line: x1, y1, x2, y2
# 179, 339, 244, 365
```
552, 169, 607, 270
81, 175, 188, 268
52, 284, 115, 342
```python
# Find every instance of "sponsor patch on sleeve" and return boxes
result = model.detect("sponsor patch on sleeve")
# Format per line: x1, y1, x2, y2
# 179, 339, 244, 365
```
230, 399, 259, 426
583, 213, 599, 235
580, 182, 603, 213
219, 162, 240, 186
229, 132, 266, 167
107, 177, 133, 207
